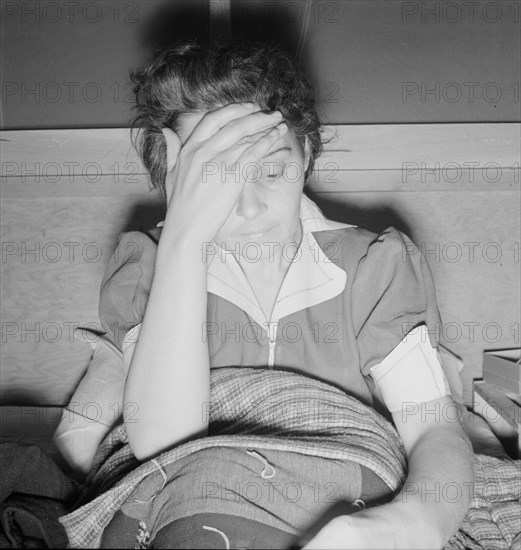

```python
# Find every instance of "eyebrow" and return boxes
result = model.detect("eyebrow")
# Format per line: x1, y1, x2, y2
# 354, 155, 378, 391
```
263, 146, 292, 159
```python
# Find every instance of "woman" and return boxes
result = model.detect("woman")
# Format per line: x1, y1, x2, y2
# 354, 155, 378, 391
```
104, 39, 474, 549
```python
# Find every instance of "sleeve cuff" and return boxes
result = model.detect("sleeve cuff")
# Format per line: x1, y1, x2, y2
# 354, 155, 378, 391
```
369, 324, 451, 413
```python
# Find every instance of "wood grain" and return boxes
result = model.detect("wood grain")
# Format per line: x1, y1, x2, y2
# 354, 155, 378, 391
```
2, 123, 519, 176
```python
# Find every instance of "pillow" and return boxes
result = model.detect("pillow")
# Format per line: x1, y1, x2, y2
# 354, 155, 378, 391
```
52, 327, 127, 475
98, 229, 160, 351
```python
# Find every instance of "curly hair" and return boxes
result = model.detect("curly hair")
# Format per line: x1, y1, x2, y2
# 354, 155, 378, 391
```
130, 38, 324, 205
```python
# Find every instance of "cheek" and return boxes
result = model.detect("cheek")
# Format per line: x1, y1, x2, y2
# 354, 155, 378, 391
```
279, 168, 305, 202
270, 190, 302, 224
280, 149, 306, 189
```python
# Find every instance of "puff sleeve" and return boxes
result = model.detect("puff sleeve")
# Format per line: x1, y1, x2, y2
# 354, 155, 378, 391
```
351, 227, 443, 379
98, 230, 159, 350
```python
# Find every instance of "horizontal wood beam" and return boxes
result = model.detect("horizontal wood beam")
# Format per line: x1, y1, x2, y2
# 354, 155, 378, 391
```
2, 123, 519, 174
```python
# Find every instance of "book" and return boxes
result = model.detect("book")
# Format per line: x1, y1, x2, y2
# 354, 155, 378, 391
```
483, 349, 521, 401
473, 380, 520, 459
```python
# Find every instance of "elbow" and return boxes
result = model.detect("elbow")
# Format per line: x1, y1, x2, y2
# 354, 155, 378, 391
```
126, 421, 209, 462
452, 423, 476, 480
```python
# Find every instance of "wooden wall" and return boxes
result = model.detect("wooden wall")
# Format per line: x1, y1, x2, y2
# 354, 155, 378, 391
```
1, 123, 519, 405
2, 0, 519, 128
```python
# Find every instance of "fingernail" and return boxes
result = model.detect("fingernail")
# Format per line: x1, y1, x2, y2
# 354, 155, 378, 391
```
243, 103, 255, 109
278, 122, 288, 132
271, 111, 283, 118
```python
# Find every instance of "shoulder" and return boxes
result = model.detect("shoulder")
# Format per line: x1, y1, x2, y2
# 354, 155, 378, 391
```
312, 226, 414, 269
99, 228, 160, 346
101, 229, 158, 287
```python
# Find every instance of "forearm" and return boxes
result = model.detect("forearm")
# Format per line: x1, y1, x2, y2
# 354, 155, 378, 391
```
124, 236, 210, 461
351, 427, 475, 549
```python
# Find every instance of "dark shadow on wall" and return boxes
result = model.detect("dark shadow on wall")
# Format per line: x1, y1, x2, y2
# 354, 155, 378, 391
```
136, 0, 211, 53
120, 201, 166, 234
135, 0, 303, 56
230, 0, 303, 56
304, 189, 414, 239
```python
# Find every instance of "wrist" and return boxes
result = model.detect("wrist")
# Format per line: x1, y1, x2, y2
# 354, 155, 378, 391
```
155, 232, 209, 268
344, 508, 397, 549
349, 502, 442, 549
161, 209, 219, 246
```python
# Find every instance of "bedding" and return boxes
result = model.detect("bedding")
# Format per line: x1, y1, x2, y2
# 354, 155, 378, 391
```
52, 322, 507, 480
53, 328, 126, 475
59, 367, 521, 549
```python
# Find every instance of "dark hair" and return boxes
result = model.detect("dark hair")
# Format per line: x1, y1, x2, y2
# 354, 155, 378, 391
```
130, 38, 324, 205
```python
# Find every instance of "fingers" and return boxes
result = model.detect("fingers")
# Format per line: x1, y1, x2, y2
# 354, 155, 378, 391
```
204, 110, 284, 155
225, 121, 289, 172
187, 103, 284, 157
187, 103, 262, 144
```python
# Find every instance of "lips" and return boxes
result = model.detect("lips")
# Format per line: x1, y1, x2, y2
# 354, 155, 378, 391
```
240, 227, 273, 237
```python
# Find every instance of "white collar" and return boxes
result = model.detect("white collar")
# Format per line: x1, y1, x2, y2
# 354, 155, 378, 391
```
189, 195, 356, 330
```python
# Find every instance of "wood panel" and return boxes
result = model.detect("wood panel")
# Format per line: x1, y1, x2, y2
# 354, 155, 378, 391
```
1, 194, 162, 405
1, 124, 519, 405
2, 123, 519, 179
301, 0, 520, 124
2, 0, 519, 127
1, 0, 211, 129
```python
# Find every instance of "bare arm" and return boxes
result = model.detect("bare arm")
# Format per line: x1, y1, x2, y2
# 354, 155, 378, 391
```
123, 238, 210, 461
384, 402, 475, 547
301, 396, 474, 549
347, 396, 474, 549
123, 103, 287, 460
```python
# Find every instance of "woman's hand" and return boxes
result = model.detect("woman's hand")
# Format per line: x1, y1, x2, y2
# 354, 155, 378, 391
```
160, 103, 287, 245
301, 514, 382, 549
300, 508, 398, 550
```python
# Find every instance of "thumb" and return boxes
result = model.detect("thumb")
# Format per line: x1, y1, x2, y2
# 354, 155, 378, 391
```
161, 127, 182, 205
161, 127, 182, 172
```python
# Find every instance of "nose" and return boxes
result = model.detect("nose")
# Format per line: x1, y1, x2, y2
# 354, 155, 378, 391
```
236, 181, 268, 220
